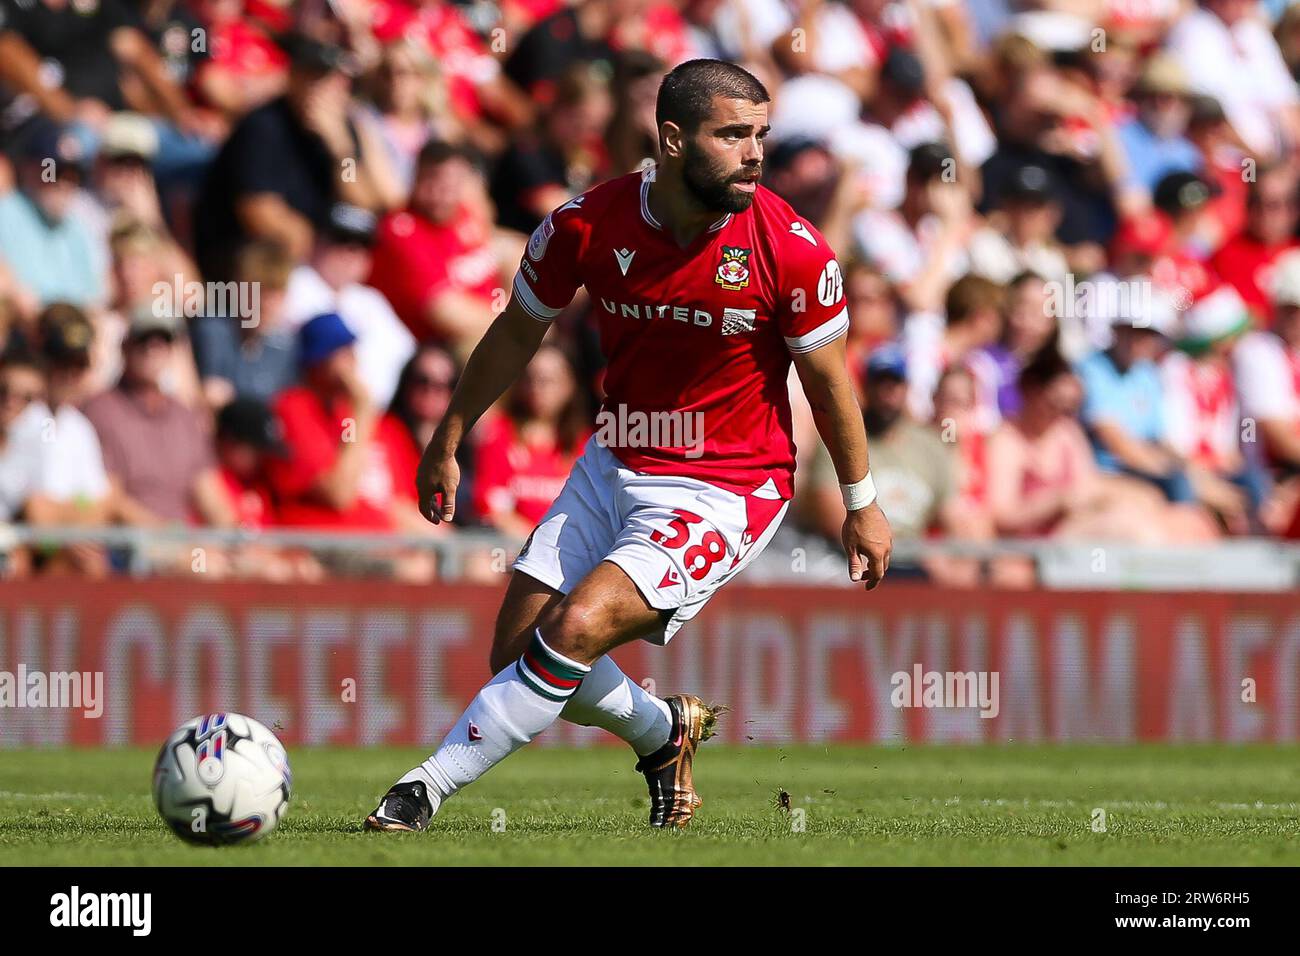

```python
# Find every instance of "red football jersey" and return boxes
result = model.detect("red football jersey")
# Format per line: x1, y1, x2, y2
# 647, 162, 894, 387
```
511, 166, 849, 498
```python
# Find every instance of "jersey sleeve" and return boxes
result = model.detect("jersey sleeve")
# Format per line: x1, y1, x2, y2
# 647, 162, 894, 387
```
510, 196, 588, 323
776, 218, 850, 354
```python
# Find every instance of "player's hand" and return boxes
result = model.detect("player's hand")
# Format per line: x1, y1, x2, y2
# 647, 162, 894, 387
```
842, 502, 892, 590
416, 442, 460, 525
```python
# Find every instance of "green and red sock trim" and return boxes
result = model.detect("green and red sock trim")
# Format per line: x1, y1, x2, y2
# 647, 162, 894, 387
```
516, 629, 589, 702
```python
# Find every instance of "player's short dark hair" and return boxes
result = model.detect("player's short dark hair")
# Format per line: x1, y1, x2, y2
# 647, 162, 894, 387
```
655, 59, 770, 144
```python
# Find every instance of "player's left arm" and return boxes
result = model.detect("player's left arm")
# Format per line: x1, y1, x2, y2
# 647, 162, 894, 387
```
791, 337, 892, 589
781, 220, 892, 588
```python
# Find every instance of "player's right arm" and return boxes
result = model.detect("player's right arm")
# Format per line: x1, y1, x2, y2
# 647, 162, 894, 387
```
417, 199, 588, 523
416, 297, 551, 523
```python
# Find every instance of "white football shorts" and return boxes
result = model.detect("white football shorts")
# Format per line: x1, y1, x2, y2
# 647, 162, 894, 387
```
512, 435, 790, 644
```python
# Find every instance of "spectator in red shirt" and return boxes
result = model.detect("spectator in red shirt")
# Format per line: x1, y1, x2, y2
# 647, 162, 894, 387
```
214, 396, 282, 530
1211, 163, 1300, 324
214, 395, 324, 580
192, 0, 289, 120
368, 141, 513, 359
471, 343, 590, 539
384, 343, 458, 486
269, 311, 411, 530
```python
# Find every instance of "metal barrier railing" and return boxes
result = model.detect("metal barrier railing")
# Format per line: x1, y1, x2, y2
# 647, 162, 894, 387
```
1, 524, 1298, 589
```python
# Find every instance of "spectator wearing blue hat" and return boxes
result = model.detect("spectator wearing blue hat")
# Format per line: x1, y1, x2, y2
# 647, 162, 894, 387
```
796, 342, 977, 586
0, 120, 104, 312
266, 311, 428, 553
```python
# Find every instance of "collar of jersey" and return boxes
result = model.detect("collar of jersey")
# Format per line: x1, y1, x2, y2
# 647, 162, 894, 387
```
639, 164, 732, 234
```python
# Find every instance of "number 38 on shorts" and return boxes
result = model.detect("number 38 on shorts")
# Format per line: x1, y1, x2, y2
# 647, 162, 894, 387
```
649, 508, 732, 581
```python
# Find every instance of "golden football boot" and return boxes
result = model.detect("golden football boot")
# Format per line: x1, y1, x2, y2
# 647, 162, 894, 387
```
635, 694, 722, 828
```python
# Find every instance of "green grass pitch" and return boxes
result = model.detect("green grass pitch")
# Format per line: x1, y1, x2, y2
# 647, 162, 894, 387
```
2, 744, 1299, 865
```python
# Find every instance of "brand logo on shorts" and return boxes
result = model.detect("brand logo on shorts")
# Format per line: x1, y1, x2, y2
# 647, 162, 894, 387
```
468, 722, 482, 741
657, 568, 681, 589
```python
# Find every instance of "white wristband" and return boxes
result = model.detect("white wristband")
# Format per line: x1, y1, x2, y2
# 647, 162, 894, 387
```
840, 473, 877, 511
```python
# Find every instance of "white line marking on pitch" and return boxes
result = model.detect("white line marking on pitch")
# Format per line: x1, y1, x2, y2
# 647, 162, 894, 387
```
0, 791, 100, 800
934, 797, 1300, 812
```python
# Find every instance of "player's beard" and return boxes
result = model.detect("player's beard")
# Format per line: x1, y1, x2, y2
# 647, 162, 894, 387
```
682, 142, 759, 214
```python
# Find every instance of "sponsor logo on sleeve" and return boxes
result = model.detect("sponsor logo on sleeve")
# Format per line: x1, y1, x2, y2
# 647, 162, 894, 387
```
527, 214, 556, 262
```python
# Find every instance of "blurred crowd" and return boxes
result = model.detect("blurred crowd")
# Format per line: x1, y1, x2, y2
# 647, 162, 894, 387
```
3, 0, 1300, 584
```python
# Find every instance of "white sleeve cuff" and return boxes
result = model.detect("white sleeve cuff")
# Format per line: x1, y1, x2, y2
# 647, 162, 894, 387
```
512, 272, 561, 323
785, 306, 849, 353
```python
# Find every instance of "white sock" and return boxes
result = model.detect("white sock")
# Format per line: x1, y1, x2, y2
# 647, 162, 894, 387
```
400, 629, 590, 799
561, 655, 673, 756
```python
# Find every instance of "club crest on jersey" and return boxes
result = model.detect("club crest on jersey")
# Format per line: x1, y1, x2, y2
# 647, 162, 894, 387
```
715, 246, 752, 291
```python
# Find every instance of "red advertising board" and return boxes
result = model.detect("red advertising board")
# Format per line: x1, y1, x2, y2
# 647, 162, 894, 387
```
2, 580, 1298, 747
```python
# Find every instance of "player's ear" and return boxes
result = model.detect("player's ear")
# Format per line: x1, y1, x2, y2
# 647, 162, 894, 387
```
659, 121, 685, 160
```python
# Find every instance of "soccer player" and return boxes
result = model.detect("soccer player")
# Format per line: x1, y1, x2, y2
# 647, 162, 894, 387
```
365, 60, 893, 831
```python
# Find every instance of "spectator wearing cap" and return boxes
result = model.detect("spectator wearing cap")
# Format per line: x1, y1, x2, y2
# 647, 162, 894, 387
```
368, 141, 512, 360
213, 395, 324, 581
94, 222, 204, 406
193, 32, 400, 283
214, 397, 283, 530
853, 142, 974, 315
842, 260, 900, 396
1161, 284, 1260, 532
1115, 55, 1201, 196
73, 114, 201, 294
967, 162, 1070, 300
0, 121, 104, 312
266, 312, 424, 537
83, 310, 234, 529
979, 60, 1117, 249
1153, 170, 1222, 266
192, 239, 299, 409
800, 343, 974, 586
1076, 301, 1198, 503
1167, 0, 1300, 160
284, 202, 415, 407
1233, 251, 1300, 489
1211, 163, 1300, 324
2, 307, 117, 575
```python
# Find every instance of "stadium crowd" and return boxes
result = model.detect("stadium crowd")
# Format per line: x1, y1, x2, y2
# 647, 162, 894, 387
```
3, 0, 1300, 584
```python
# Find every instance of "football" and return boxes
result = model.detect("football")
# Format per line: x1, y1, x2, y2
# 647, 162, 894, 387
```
152, 713, 292, 845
